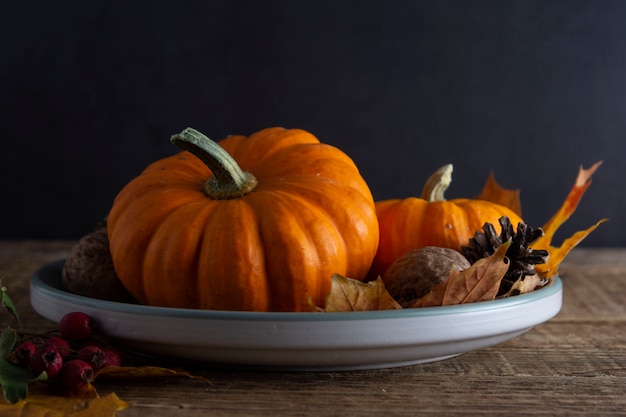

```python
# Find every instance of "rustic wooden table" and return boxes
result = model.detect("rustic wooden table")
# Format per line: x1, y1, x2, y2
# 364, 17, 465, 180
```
1, 240, 625, 416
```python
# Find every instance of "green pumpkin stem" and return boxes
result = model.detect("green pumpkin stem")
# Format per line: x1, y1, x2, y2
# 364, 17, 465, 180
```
170, 127, 258, 199
421, 164, 453, 202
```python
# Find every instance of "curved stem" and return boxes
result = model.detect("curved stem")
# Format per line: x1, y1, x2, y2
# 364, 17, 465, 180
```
421, 164, 453, 202
170, 128, 258, 199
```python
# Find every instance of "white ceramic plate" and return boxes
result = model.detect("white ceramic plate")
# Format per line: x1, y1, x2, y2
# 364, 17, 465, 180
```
31, 260, 562, 371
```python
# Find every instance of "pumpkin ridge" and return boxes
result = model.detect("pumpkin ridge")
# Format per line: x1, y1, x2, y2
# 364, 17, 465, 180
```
249, 189, 343, 311
219, 128, 321, 171
197, 200, 269, 311
234, 145, 360, 185
263, 181, 377, 271
143, 152, 212, 179
108, 190, 207, 304
141, 201, 216, 308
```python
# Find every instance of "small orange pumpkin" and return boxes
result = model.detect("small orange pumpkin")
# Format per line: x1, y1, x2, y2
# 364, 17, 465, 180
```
107, 127, 379, 312
368, 164, 523, 280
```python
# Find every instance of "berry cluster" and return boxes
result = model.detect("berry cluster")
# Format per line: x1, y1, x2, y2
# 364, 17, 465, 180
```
11, 311, 121, 393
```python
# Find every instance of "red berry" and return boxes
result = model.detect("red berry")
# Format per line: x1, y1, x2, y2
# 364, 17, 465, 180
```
77, 345, 121, 370
14, 341, 37, 366
29, 346, 63, 379
77, 345, 105, 369
101, 347, 121, 368
59, 359, 94, 392
59, 312, 96, 341
44, 336, 72, 358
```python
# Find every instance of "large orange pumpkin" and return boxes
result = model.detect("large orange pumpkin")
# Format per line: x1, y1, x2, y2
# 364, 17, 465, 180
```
368, 164, 523, 280
107, 127, 379, 312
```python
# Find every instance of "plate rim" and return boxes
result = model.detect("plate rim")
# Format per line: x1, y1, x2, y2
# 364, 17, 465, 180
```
32, 259, 563, 322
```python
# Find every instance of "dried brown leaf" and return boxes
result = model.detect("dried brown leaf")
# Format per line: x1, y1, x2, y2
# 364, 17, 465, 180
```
498, 273, 543, 298
314, 274, 402, 312
412, 241, 511, 307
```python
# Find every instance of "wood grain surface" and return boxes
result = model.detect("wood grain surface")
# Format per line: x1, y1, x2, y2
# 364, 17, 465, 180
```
1, 241, 624, 416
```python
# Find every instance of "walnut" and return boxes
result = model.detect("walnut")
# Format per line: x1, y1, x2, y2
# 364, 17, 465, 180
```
62, 224, 136, 303
382, 246, 470, 307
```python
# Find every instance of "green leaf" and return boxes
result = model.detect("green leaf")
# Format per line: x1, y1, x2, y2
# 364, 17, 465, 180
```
0, 359, 47, 403
0, 281, 21, 328
0, 327, 46, 403
0, 327, 17, 357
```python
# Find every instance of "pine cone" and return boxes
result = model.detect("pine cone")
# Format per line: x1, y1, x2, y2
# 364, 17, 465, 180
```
461, 216, 549, 295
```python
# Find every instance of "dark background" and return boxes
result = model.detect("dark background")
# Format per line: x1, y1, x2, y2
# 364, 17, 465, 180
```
1, 1, 623, 246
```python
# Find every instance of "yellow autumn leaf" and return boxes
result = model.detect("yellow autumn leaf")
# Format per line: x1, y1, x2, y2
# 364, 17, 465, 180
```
535, 161, 602, 248
531, 161, 607, 277
0, 365, 211, 417
0, 401, 63, 417
535, 219, 607, 277
476, 171, 523, 216
96, 365, 211, 384
0, 391, 128, 417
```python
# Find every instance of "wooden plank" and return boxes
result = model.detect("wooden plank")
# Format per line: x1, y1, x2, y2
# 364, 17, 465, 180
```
0, 240, 73, 331
92, 365, 626, 417
558, 251, 626, 320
